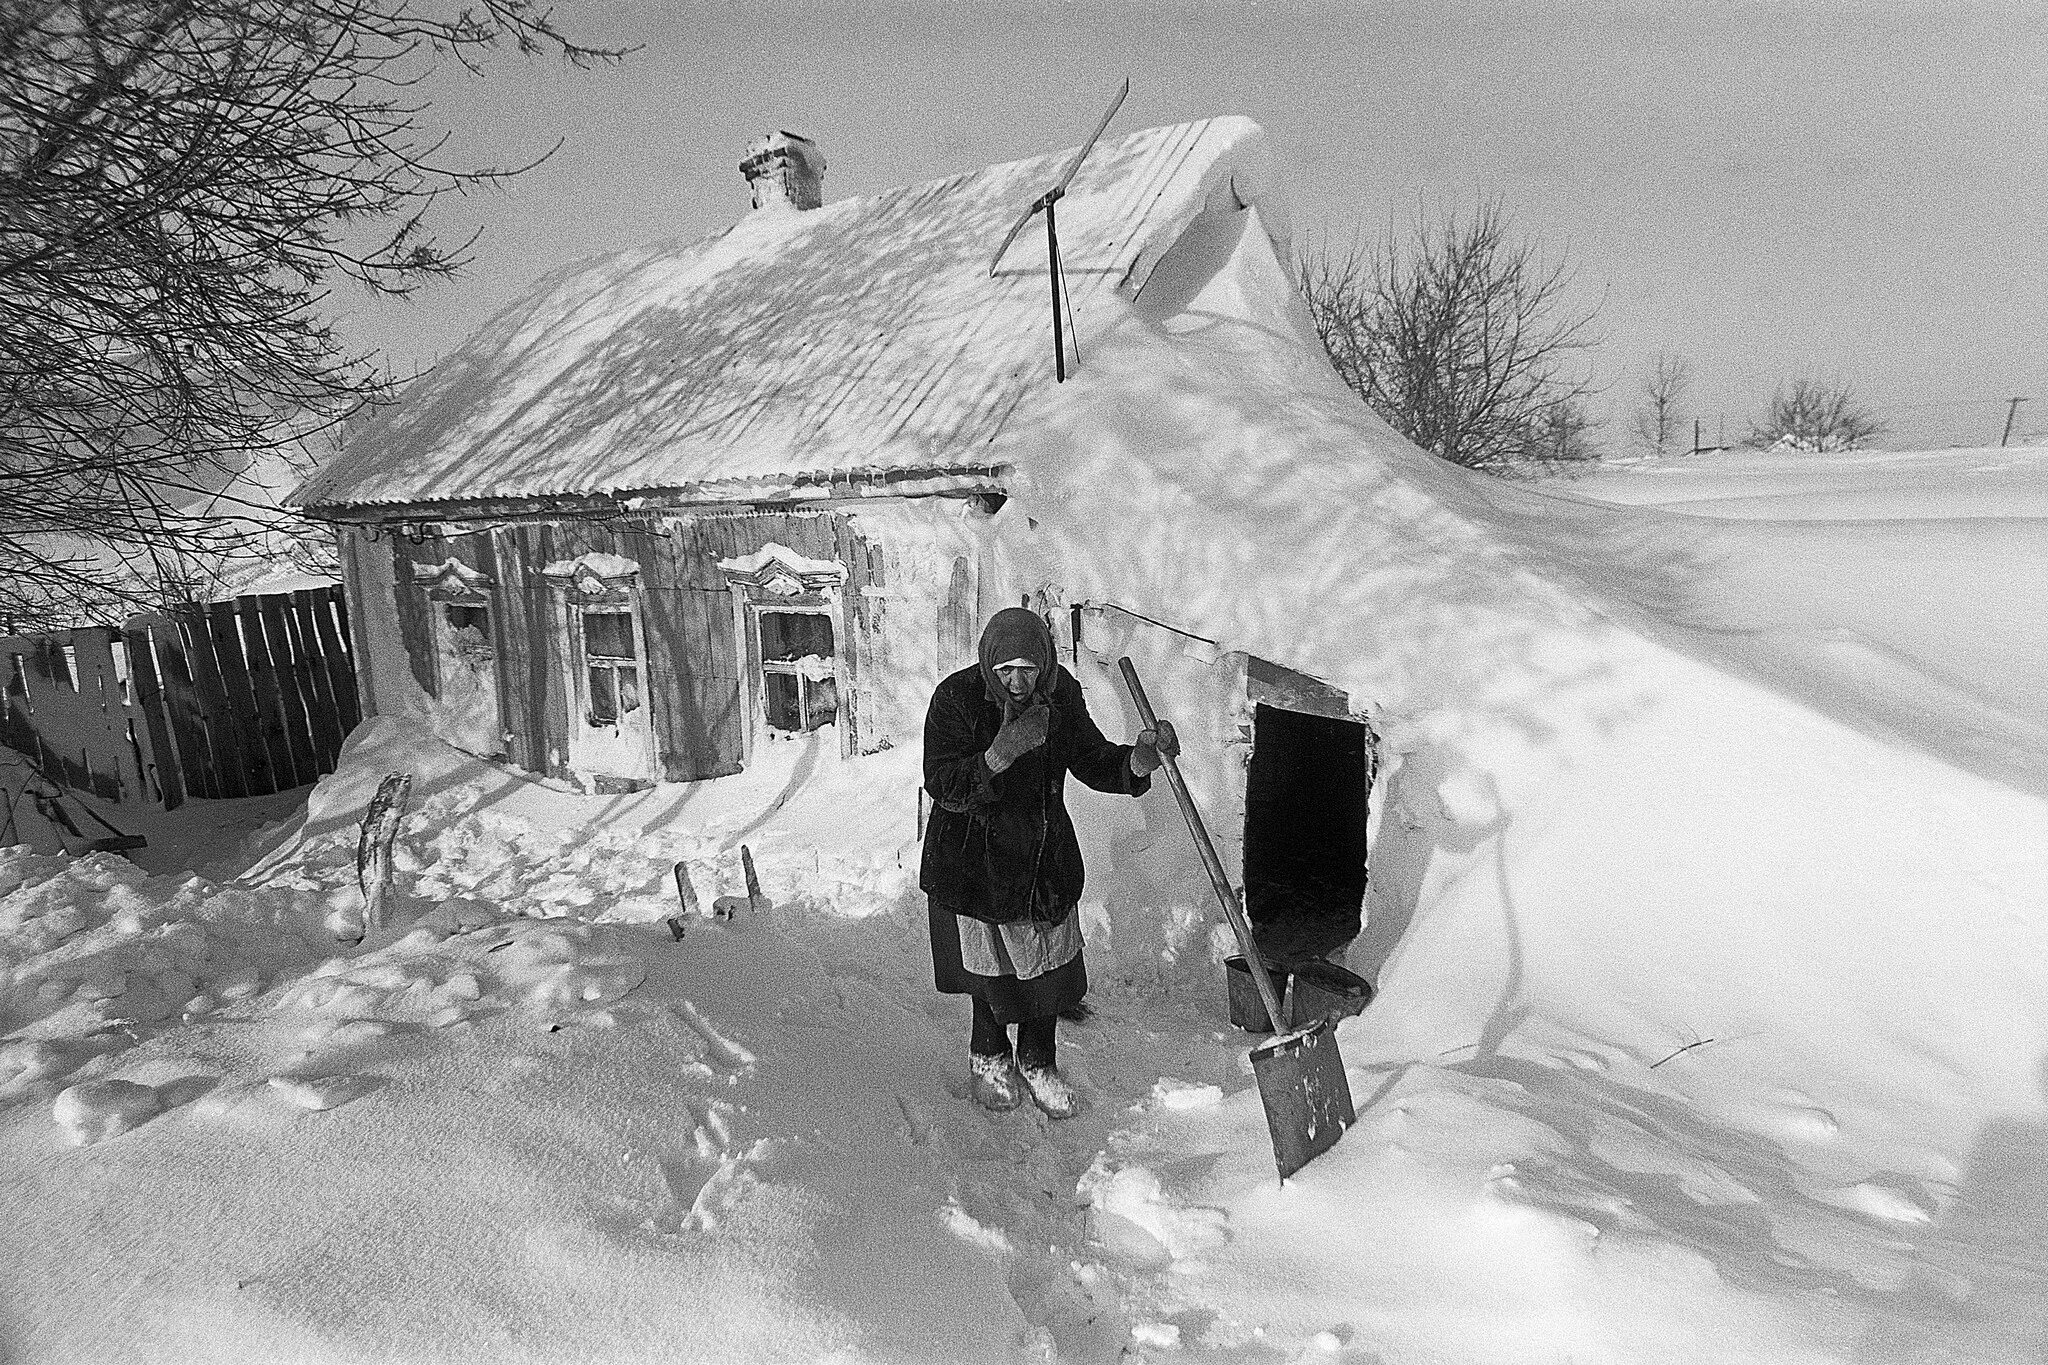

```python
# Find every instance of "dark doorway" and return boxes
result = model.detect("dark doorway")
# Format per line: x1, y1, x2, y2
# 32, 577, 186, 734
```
1243, 704, 1370, 966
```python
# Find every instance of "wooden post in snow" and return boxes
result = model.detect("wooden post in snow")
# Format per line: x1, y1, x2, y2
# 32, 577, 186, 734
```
668, 860, 700, 940
356, 772, 412, 939
741, 845, 763, 914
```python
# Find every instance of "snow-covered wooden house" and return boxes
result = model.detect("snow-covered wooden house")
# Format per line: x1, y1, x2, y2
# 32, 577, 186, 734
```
291, 120, 1296, 788
291, 116, 1378, 963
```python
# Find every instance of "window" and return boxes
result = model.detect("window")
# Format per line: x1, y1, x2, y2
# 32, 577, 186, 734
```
758, 610, 837, 733
581, 608, 641, 726
442, 604, 494, 671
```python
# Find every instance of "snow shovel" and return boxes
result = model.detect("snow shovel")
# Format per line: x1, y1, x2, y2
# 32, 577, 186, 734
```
1118, 657, 1356, 1180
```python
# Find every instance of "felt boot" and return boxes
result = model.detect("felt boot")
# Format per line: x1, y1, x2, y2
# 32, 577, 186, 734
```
1019, 1063, 1079, 1119
970, 1052, 1022, 1112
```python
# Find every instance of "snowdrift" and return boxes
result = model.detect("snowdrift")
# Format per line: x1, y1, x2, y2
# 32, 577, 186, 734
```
5, 197, 2048, 1364
978, 205, 2048, 1357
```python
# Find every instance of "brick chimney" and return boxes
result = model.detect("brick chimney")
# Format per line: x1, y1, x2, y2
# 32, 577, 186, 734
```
741, 132, 826, 212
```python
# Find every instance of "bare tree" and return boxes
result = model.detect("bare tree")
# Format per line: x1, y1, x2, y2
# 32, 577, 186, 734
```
1524, 395, 1601, 466
1299, 200, 1600, 473
0, 0, 624, 629
1747, 378, 1885, 452
1630, 352, 1691, 456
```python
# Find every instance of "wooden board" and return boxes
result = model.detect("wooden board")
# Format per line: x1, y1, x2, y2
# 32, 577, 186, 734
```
391, 534, 441, 699
288, 590, 346, 771
487, 526, 540, 772
119, 621, 184, 809
0, 629, 162, 802
528, 524, 573, 779
1245, 655, 1353, 722
147, 616, 220, 798
176, 607, 246, 798
451, 530, 505, 760
205, 601, 273, 794
237, 598, 299, 789
308, 583, 361, 735
73, 628, 145, 800
254, 594, 318, 788
940, 556, 974, 674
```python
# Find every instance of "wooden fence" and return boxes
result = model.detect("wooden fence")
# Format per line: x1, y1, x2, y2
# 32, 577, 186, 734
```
0, 586, 361, 810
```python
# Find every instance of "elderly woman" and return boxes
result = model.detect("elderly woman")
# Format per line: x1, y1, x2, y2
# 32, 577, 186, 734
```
919, 607, 1176, 1117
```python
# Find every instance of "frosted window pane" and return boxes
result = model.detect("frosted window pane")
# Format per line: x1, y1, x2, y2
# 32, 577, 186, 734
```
759, 612, 833, 663
806, 676, 839, 731
765, 672, 801, 732
584, 611, 635, 661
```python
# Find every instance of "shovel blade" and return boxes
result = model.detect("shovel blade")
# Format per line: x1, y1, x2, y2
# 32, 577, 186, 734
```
1249, 1017, 1355, 1180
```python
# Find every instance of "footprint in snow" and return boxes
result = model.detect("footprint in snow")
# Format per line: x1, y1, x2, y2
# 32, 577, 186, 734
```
895, 1094, 935, 1147
671, 1000, 756, 1073
268, 1073, 382, 1112
647, 1113, 765, 1234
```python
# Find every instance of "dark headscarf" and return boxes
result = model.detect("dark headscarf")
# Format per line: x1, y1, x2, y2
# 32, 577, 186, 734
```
977, 607, 1056, 710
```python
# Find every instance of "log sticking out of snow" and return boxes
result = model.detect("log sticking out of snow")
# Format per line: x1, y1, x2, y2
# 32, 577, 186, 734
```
353, 772, 413, 940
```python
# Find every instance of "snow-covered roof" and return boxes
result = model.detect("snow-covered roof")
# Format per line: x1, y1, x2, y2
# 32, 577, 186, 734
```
291, 117, 1286, 514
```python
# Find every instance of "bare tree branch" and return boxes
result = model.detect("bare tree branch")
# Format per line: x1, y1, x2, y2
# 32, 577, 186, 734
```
1630, 351, 1691, 456
0, 0, 627, 629
1747, 377, 1884, 453
1298, 200, 1601, 474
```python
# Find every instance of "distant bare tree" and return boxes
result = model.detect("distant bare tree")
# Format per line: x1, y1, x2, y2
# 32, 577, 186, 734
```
0, 0, 624, 629
1747, 378, 1885, 452
1299, 200, 1600, 474
1525, 395, 1601, 466
1630, 352, 1691, 456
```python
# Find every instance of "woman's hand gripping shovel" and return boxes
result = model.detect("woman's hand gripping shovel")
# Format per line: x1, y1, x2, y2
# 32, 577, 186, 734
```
1119, 658, 1356, 1180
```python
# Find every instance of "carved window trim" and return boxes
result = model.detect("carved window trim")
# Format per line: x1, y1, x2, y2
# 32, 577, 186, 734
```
717, 546, 849, 758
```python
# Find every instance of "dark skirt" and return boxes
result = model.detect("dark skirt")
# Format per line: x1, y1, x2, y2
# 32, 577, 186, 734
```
927, 895, 1087, 1024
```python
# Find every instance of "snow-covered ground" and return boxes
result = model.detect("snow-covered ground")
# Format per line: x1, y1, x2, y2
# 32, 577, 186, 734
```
7, 255, 2048, 1361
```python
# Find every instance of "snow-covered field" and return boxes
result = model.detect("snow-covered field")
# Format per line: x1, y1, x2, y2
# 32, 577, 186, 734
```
7, 262, 2048, 1361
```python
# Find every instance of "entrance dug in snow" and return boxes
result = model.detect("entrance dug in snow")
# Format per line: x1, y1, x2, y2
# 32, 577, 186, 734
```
1242, 703, 1370, 966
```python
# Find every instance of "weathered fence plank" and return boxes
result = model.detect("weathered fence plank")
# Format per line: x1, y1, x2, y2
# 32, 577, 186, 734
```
238, 598, 298, 789
3, 586, 358, 807
287, 591, 345, 771
209, 601, 276, 794
136, 616, 212, 799
71, 629, 143, 800
257, 595, 317, 787
120, 621, 185, 809
312, 587, 361, 734
180, 606, 247, 799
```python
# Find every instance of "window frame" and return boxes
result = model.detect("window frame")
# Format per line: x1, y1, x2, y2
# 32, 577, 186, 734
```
575, 601, 645, 730
754, 606, 839, 735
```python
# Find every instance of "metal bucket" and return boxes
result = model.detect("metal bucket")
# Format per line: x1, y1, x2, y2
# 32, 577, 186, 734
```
1225, 955, 1373, 1033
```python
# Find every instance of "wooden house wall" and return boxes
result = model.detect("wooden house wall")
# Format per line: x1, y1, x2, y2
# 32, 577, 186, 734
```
376, 509, 880, 785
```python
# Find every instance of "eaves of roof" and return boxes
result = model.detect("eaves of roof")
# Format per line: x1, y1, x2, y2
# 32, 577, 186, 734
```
290, 116, 1282, 514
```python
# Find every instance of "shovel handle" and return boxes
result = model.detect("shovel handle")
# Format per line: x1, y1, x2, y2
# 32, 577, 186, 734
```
1117, 657, 1289, 1034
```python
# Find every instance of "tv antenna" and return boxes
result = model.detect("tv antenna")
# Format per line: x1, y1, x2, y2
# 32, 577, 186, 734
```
987, 76, 1130, 382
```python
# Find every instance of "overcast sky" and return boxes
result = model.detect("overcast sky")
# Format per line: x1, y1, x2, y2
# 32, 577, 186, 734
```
336, 0, 2048, 451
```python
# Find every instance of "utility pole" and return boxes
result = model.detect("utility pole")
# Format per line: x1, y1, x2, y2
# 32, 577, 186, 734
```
1693, 417, 1703, 456
2000, 396, 2027, 447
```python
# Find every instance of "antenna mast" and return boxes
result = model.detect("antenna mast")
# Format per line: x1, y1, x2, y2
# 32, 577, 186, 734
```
987, 77, 1130, 382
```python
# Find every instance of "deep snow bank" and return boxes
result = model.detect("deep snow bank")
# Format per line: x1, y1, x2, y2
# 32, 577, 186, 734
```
1, 720, 1050, 1364
978, 215, 2048, 1357
992, 232, 2048, 1127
